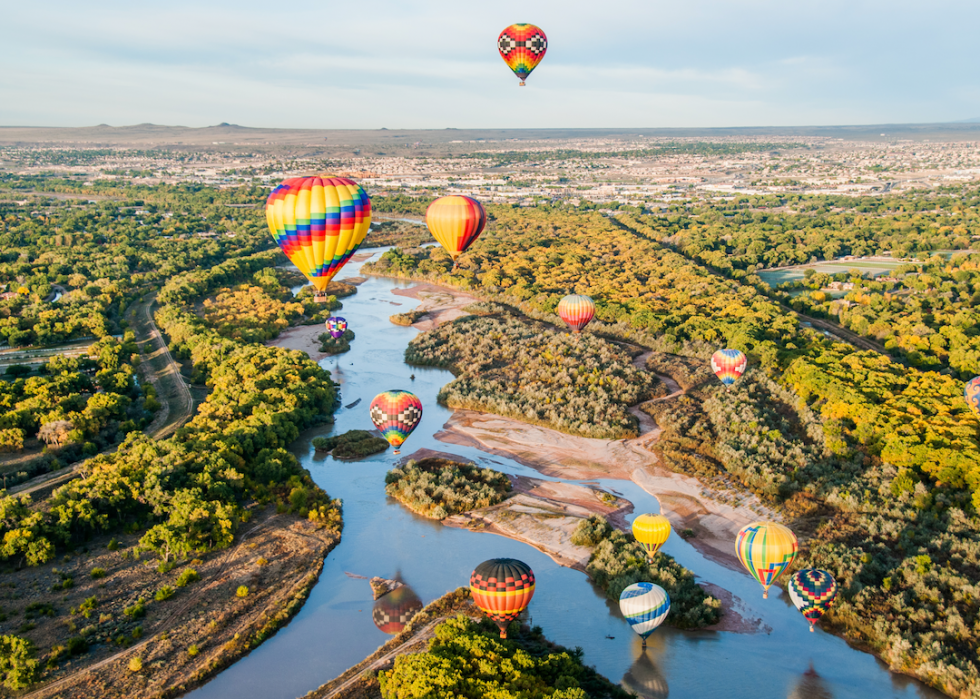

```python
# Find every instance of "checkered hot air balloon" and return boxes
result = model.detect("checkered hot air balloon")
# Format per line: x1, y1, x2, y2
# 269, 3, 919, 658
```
470, 558, 535, 638
556, 294, 595, 333
711, 348, 747, 387
326, 316, 348, 339
619, 582, 670, 648
632, 514, 672, 562
426, 196, 487, 269
369, 390, 423, 455
788, 569, 837, 632
965, 377, 980, 418
736, 521, 798, 598
266, 176, 371, 303
498, 24, 548, 86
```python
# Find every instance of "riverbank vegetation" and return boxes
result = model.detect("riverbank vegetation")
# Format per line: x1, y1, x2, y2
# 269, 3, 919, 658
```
385, 458, 511, 520
378, 614, 631, 699
313, 430, 388, 460
367, 195, 980, 695
406, 311, 655, 439
572, 515, 722, 629
0, 179, 346, 692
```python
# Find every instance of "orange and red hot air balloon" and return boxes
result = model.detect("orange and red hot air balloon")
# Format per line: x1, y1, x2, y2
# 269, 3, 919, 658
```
425, 196, 487, 269
498, 24, 548, 86
470, 558, 535, 638
556, 294, 595, 333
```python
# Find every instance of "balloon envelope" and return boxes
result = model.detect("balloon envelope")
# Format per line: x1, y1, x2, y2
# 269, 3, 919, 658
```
369, 390, 423, 451
470, 558, 535, 638
965, 377, 980, 417
498, 24, 548, 85
619, 582, 670, 642
632, 514, 671, 560
711, 349, 747, 386
556, 294, 595, 333
788, 569, 837, 631
426, 196, 487, 266
372, 584, 423, 635
735, 521, 798, 598
326, 316, 348, 339
266, 176, 371, 297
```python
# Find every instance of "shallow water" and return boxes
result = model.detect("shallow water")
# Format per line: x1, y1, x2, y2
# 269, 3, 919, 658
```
188, 251, 944, 699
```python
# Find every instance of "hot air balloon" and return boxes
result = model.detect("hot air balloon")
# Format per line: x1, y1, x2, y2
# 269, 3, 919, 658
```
965, 377, 980, 418
632, 514, 671, 562
266, 176, 371, 303
470, 558, 535, 638
735, 521, 798, 598
425, 196, 487, 269
619, 582, 669, 648
497, 24, 548, 86
788, 569, 837, 632
326, 316, 348, 339
711, 348, 747, 387
369, 390, 422, 455
372, 584, 424, 635
556, 294, 595, 333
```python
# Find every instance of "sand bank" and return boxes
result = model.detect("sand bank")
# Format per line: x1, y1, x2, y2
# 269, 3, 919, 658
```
390, 283, 479, 331
267, 324, 329, 361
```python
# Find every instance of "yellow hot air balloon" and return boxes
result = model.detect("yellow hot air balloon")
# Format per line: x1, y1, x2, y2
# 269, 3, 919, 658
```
632, 514, 671, 561
266, 176, 371, 302
735, 521, 798, 598
425, 196, 487, 269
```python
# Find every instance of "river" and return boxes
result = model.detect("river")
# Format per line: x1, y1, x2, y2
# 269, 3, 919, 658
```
186, 250, 943, 699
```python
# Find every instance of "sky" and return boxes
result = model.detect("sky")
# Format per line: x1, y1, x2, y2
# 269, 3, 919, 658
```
2, 0, 978, 130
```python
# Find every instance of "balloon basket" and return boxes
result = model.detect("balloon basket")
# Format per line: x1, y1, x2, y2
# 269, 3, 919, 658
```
393, 449, 401, 455
809, 625, 815, 633
762, 590, 769, 599
641, 638, 647, 648
314, 293, 330, 304
519, 81, 526, 86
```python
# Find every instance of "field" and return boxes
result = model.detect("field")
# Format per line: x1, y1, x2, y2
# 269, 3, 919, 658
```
758, 257, 907, 285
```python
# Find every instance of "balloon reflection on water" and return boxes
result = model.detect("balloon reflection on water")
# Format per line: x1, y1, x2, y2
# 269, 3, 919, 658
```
621, 648, 669, 699
372, 583, 423, 636
788, 663, 834, 699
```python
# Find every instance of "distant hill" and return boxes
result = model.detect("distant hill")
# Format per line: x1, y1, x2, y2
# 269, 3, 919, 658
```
3, 121, 980, 152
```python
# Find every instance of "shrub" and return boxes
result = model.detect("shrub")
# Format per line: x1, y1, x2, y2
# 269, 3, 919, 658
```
123, 599, 146, 620
236, 586, 249, 598
187, 644, 199, 658
128, 656, 142, 672
155, 585, 175, 602
66, 636, 88, 656
176, 568, 200, 587
90, 567, 107, 579
107, 538, 119, 551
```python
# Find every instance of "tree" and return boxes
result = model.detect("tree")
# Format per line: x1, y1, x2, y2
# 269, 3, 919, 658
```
0, 635, 39, 689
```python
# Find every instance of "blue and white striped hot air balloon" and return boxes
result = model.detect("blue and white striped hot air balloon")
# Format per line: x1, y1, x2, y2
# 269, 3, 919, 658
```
619, 582, 670, 648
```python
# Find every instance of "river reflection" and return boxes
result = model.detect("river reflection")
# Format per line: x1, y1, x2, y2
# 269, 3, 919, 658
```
372, 580, 423, 635
186, 250, 946, 699
788, 664, 834, 699
622, 644, 670, 699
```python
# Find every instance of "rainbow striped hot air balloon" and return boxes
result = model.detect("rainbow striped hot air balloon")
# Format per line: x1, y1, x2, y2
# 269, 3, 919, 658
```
556, 294, 595, 333
266, 176, 371, 303
736, 521, 798, 598
711, 348, 747, 387
619, 582, 670, 648
470, 558, 535, 638
369, 390, 422, 455
326, 316, 348, 339
788, 569, 837, 632
632, 514, 671, 562
497, 24, 548, 86
965, 377, 980, 418
426, 196, 487, 269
